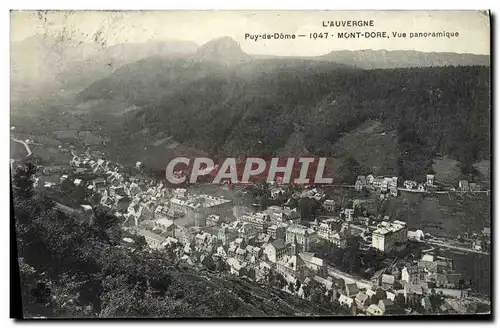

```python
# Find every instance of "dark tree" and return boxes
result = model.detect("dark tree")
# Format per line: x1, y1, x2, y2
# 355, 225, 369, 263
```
13, 162, 38, 199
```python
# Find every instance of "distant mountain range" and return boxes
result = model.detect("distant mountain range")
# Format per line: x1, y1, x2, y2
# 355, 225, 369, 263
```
11, 35, 490, 103
11, 35, 198, 103
320, 49, 489, 68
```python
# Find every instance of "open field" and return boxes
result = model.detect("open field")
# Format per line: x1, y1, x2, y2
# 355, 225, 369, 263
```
443, 250, 490, 296
31, 146, 71, 166
432, 157, 462, 188
388, 191, 489, 237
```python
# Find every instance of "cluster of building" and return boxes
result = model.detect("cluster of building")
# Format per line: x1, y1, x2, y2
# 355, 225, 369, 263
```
131, 188, 234, 250
48, 150, 237, 249
356, 172, 486, 195
66, 150, 177, 226
355, 175, 399, 197
134, 205, 326, 283
128, 186, 471, 315
337, 280, 400, 316
142, 216, 465, 316
219, 207, 323, 281
311, 212, 409, 254
402, 253, 461, 289
169, 189, 233, 226
355, 173, 438, 196
349, 250, 466, 316
402, 174, 435, 192
31, 144, 485, 316
457, 180, 482, 192
236, 206, 301, 236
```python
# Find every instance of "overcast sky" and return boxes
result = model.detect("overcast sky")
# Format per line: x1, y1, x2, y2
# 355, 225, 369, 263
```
11, 10, 490, 56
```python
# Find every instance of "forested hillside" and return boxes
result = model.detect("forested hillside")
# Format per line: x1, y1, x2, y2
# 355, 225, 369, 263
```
78, 58, 490, 182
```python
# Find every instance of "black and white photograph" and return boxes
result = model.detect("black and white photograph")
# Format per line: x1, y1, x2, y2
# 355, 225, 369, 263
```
9, 10, 491, 319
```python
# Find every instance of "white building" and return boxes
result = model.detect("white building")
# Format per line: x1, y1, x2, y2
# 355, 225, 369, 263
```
316, 219, 349, 249
323, 199, 335, 212
173, 188, 187, 199
238, 212, 271, 233
263, 205, 300, 225
407, 229, 425, 241
270, 187, 285, 200
263, 239, 289, 263
458, 180, 470, 192
331, 231, 348, 249
426, 174, 435, 186
371, 220, 407, 252
401, 265, 426, 285
316, 222, 334, 241
344, 208, 354, 222
170, 194, 232, 217
285, 225, 317, 252
404, 180, 417, 189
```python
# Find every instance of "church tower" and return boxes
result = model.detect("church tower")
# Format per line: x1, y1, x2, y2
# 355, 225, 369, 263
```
290, 234, 299, 256
303, 229, 309, 252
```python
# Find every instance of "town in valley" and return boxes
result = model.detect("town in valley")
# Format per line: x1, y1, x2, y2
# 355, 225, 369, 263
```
11, 133, 491, 316
10, 10, 491, 319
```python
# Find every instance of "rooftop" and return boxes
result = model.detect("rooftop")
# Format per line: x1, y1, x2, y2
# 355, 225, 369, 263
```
299, 252, 323, 267
405, 265, 426, 274
379, 299, 394, 307
373, 220, 406, 235
227, 257, 242, 271
405, 284, 424, 295
270, 239, 287, 250
80, 204, 93, 211
356, 292, 369, 302
346, 282, 359, 295
171, 194, 232, 210
156, 218, 174, 228
287, 224, 315, 235
381, 274, 395, 284
314, 276, 333, 290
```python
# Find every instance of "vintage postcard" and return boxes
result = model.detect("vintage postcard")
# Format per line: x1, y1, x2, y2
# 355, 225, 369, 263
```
10, 10, 491, 318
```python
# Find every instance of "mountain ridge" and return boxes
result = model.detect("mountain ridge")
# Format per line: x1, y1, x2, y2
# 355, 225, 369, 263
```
191, 36, 250, 65
318, 49, 490, 69
11, 35, 490, 105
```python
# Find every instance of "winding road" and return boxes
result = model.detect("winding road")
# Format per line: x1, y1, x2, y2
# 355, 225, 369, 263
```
11, 137, 32, 158
425, 239, 489, 255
